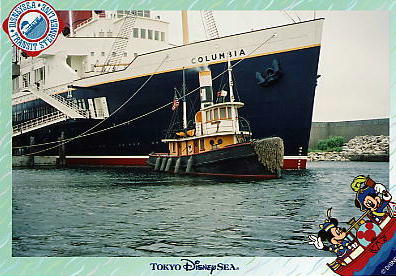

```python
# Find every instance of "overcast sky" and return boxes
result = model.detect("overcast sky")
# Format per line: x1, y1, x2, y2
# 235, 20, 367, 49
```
152, 11, 389, 122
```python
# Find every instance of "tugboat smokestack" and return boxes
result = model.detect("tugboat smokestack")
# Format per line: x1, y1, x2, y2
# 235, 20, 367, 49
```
199, 70, 214, 109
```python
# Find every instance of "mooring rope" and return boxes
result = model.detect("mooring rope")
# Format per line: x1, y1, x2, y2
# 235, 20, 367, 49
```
14, 33, 276, 155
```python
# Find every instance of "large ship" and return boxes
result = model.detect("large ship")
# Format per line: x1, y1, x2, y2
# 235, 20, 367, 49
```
11, 10, 324, 170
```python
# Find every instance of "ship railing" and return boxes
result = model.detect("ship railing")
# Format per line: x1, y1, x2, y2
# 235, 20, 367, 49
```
13, 111, 68, 135
238, 117, 252, 143
74, 17, 94, 31
42, 82, 73, 96
50, 93, 89, 117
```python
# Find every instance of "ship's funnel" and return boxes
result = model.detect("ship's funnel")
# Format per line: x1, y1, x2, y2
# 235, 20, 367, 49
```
199, 70, 214, 109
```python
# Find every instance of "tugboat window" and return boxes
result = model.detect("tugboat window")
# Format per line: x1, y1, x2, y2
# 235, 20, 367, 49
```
206, 110, 212, 121
220, 107, 226, 119
214, 109, 219, 120
227, 107, 232, 118
200, 139, 205, 150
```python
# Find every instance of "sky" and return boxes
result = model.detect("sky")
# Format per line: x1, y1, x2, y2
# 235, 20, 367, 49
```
151, 11, 389, 122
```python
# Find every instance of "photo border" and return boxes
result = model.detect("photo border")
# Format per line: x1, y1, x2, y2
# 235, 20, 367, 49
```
0, 0, 394, 275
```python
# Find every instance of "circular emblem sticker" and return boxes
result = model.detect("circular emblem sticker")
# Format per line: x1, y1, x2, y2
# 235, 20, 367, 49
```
2, 0, 63, 57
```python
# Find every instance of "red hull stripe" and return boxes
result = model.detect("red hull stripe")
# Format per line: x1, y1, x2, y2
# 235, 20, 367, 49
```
189, 172, 278, 179
65, 156, 306, 169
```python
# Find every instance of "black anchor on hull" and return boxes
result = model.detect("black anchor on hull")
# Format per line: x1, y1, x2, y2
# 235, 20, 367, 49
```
256, 59, 282, 87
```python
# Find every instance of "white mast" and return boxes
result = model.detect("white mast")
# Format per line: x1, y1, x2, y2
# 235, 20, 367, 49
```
181, 11, 189, 45
68, 11, 74, 36
227, 58, 235, 102
182, 68, 187, 129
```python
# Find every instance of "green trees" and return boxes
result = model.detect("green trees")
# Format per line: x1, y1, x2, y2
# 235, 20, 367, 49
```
316, 136, 345, 152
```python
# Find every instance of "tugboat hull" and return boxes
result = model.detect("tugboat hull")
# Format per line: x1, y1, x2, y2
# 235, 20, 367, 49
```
148, 138, 284, 179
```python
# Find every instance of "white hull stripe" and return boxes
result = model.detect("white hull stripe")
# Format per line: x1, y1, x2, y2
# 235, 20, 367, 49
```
283, 156, 308, 160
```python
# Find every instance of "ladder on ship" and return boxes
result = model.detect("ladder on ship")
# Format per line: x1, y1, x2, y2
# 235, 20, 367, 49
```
13, 111, 68, 137
101, 12, 138, 73
201, 11, 219, 39
30, 88, 89, 119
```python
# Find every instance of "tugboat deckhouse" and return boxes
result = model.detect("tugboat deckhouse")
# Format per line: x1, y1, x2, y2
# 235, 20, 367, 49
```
191, 49, 246, 64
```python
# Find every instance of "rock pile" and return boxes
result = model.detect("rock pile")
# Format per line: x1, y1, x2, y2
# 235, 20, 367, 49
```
308, 151, 348, 162
342, 135, 389, 156
342, 135, 389, 162
308, 135, 389, 162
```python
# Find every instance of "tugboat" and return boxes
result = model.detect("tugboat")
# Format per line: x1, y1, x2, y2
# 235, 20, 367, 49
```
147, 61, 284, 179
327, 204, 396, 275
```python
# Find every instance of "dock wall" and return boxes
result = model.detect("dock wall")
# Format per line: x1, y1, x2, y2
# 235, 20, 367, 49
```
309, 118, 389, 149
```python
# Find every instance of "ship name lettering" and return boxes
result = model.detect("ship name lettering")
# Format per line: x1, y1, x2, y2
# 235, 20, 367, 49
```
191, 49, 246, 64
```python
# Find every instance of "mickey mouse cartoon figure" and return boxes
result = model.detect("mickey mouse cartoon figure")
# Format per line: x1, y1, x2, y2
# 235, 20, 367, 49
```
351, 175, 392, 222
308, 208, 356, 257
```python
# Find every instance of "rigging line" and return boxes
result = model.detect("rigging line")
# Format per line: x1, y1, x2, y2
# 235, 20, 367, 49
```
232, 71, 241, 102
14, 55, 169, 150
294, 11, 302, 23
18, 34, 276, 154
282, 11, 296, 23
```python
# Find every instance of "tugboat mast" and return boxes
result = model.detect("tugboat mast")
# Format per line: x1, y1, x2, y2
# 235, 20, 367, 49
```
182, 68, 187, 129
227, 58, 235, 102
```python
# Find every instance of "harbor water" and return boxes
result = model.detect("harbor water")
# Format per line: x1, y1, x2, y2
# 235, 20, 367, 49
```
13, 161, 388, 257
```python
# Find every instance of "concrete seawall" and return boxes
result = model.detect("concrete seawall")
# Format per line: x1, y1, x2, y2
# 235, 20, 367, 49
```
13, 156, 59, 167
309, 118, 389, 149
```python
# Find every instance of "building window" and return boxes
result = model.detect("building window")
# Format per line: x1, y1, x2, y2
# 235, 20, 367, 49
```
34, 67, 45, 84
148, 29, 153, 39
101, 52, 105, 56
112, 52, 116, 57
22, 72, 30, 88
107, 31, 112, 37
137, 10, 144, 17
90, 52, 94, 56
123, 52, 127, 57
133, 28, 139, 38
154, 31, 159, 40
161, 32, 165, 41
91, 64, 95, 71
99, 30, 104, 37
144, 10, 150, 18
141, 28, 146, 39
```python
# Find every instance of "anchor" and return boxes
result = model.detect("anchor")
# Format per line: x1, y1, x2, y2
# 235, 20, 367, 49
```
256, 59, 282, 87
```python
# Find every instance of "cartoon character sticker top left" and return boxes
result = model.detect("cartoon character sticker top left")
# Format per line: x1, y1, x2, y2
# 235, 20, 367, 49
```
2, 0, 64, 57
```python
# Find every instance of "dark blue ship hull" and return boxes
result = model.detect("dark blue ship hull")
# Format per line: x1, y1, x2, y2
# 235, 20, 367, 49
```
12, 45, 320, 169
